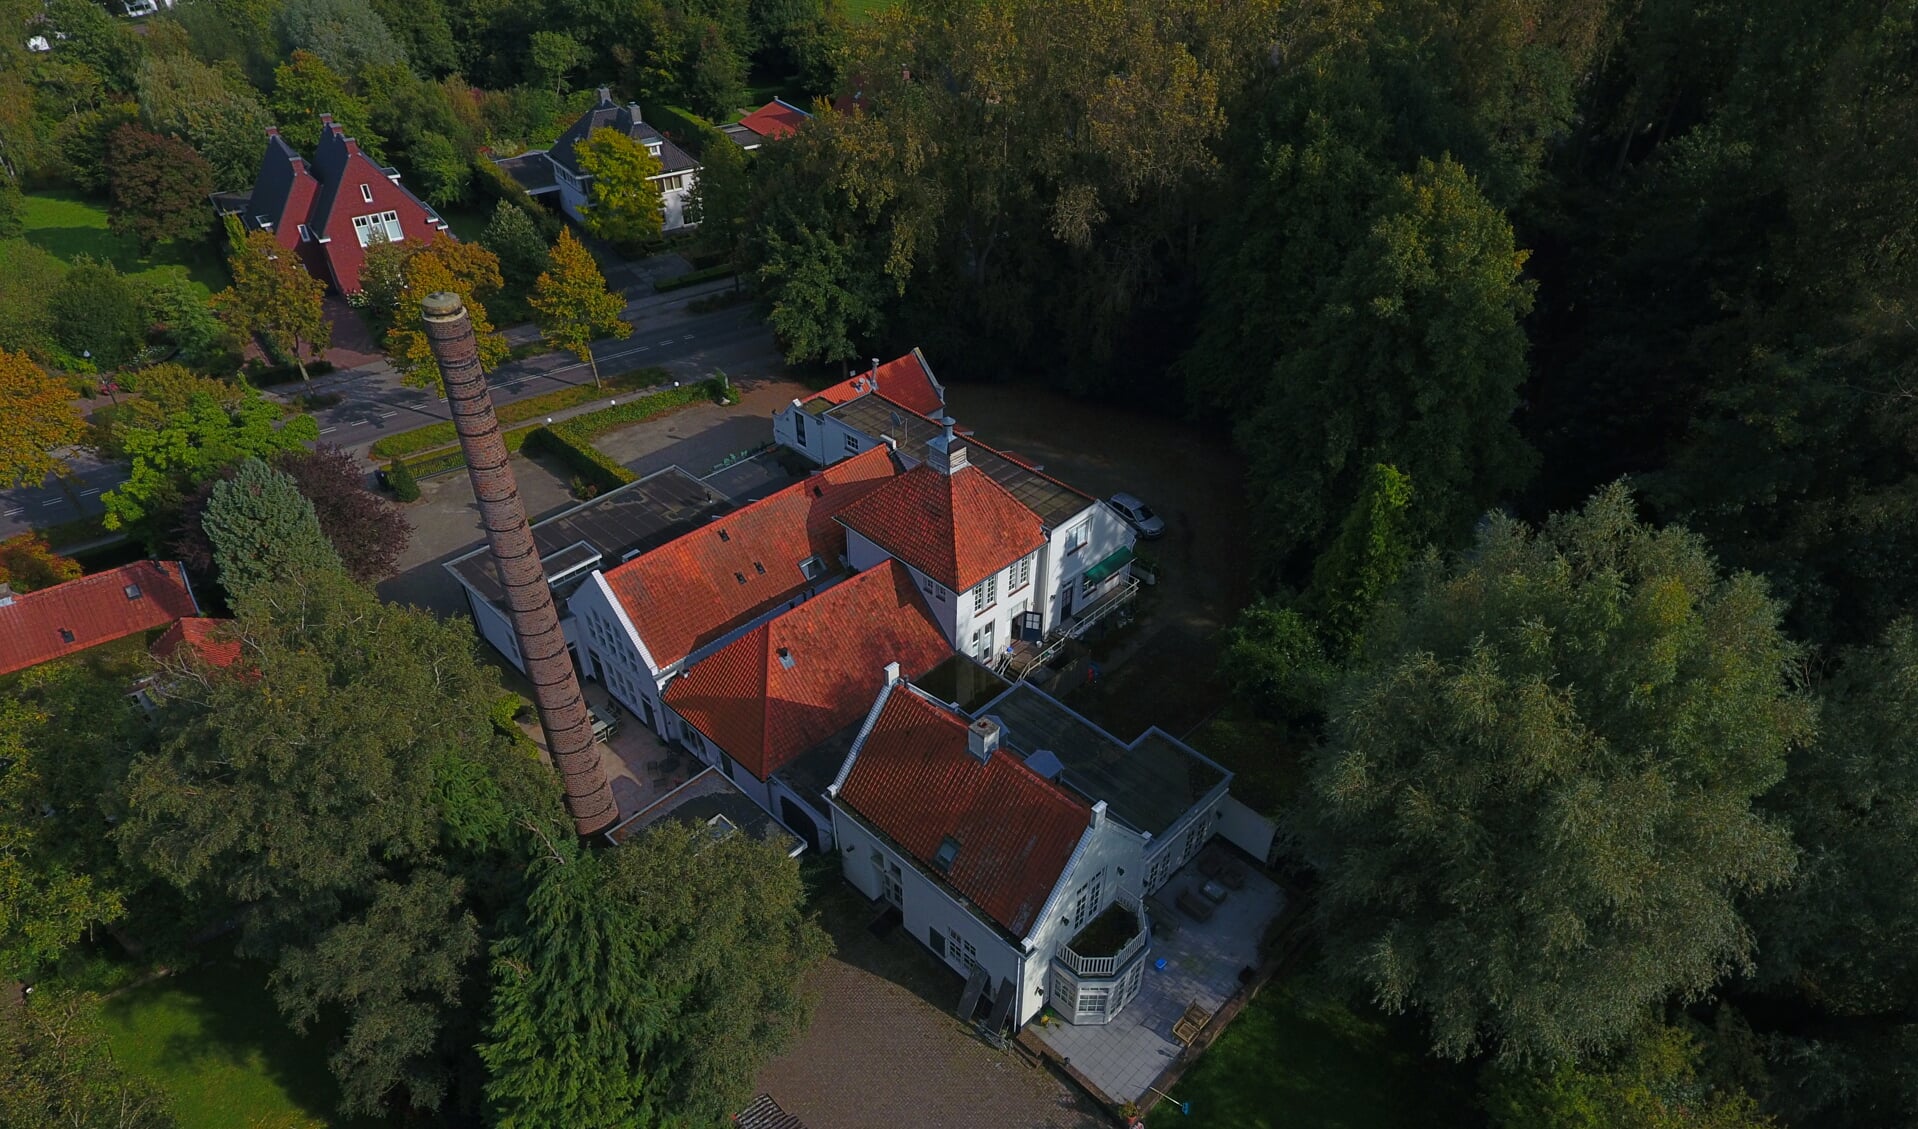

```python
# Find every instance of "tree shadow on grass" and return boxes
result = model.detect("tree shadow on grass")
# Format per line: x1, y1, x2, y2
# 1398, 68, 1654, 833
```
23, 225, 227, 295
101, 960, 390, 1128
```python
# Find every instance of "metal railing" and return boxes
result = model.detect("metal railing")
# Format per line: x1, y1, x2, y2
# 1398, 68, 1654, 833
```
1056, 894, 1149, 979
998, 577, 1143, 680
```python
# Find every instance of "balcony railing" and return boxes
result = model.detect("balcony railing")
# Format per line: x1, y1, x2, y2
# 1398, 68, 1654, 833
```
1056, 894, 1149, 979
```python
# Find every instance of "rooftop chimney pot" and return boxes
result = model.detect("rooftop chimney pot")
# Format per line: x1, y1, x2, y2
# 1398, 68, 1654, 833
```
967, 717, 1001, 761
884, 661, 900, 685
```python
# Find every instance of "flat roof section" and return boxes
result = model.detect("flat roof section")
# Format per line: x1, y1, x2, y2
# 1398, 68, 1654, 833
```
824, 394, 1092, 529
448, 466, 732, 612
604, 766, 805, 856
976, 682, 1228, 838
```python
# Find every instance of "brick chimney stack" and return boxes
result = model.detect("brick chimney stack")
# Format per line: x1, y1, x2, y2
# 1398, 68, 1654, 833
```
421, 292, 617, 837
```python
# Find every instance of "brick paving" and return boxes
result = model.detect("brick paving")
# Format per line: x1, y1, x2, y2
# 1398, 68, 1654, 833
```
755, 955, 1110, 1129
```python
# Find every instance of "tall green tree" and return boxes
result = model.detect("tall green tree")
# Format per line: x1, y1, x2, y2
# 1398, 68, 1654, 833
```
213, 228, 332, 380
573, 126, 664, 248
101, 389, 319, 531
480, 199, 550, 293
481, 822, 829, 1126
1308, 462, 1415, 656
105, 124, 215, 252
202, 457, 343, 600
118, 567, 563, 1116
1296, 484, 1809, 1064
530, 228, 630, 388
274, 0, 408, 79
47, 259, 144, 368
268, 49, 380, 155
1484, 1023, 1775, 1129
1237, 156, 1536, 573
134, 52, 272, 189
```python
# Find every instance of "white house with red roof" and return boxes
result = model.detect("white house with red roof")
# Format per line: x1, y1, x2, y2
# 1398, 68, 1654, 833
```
777, 351, 1138, 661
828, 674, 1232, 1030
213, 118, 450, 294
720, 98, 810, 151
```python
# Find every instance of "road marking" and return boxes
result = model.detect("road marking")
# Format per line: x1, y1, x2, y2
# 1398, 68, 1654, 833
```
79, 488, 100, 496
319, 426, 337, 434
378, 410, 398, 418
682, 334, 694, 340
634, 346, 648, 352
40, 499, 61, 507
657, 340, 675, 347
3, 508, 23, 518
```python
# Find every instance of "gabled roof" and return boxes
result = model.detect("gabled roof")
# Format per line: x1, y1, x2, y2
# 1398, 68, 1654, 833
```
604, 446, 900, 668
244, 129, 316, 232
835, 460, 1045, 592
736, 98, 809, 141
0, 561, 199, 676
806, 349, 944, 417
548, 89, 698, 178
664, 560, 952, 781
839, 687, 1090, 937
306, 117, 445, 243
150, 617, 242, 669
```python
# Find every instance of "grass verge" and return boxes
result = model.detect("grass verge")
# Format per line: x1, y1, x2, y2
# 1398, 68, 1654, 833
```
1146, 979, 1481, 1129
369, 366, 671, 458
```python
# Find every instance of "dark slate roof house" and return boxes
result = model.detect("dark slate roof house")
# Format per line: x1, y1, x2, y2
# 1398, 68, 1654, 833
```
492, 88, 700, 231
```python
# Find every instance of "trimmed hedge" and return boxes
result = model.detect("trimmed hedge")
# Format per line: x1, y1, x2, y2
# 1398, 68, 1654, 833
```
654, 264, 737, 293
369, 367, 672, 458
649, 104, 726, 157
522, 425, 635, 495
397, 422, 538, 478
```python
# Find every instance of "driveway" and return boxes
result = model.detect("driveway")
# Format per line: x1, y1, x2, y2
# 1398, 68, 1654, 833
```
757, 881, 1110, 1129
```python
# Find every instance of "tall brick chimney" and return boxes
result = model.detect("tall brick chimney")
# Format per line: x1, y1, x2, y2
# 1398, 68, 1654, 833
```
421, 291, 616, 837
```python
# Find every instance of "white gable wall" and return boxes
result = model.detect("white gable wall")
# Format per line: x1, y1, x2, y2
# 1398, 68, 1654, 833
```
1039, 502, 1135, 628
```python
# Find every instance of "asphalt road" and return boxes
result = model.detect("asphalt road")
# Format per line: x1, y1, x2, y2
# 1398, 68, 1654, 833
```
0, 294, 772, 540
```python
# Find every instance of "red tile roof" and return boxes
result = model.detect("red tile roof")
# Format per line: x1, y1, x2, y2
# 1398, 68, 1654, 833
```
809, 350, 944, 417
736, 99, 809, 141
0, 561, 199, 676
665, 560, 953, 781
150, 617, 242, 669
840, 688, 1090, 936
835, 461, 1045, 593
605, 446, 900, 668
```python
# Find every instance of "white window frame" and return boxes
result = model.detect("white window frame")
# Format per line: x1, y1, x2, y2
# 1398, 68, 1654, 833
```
359, 183, 373, 203
843, 434, 860, 454
352, 211, 403, 247
296, 223, 312, 242
970, 574, 997, 614
1081, 572, 1098, 599
1007, 555, 1031, 592
1065, 524, 1088, 556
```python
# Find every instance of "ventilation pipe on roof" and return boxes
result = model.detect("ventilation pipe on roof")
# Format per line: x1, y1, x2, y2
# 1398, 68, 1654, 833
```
967, 716, 1001, 761
1091, 799, 1107, 828
884, 661, 900, 685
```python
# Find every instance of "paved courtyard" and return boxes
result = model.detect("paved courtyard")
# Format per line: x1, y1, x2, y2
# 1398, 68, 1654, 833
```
1031, 851, 1287, 1104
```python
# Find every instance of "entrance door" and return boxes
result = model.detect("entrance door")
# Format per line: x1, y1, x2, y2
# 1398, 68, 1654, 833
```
1060, 584, 1075, 620
882, 860, 903, 906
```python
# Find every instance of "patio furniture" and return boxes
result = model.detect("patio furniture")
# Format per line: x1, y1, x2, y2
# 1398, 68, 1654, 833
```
1175, 887, 1215, 922
1198, 849, 1248, 890
1200, 879, 1230, 904
1172, 1002, 1212, 1046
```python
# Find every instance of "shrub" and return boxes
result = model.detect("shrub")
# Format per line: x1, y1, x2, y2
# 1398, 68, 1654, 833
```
653, 264, 737, 293
521, 424, 634, 495
386, 456, 420, 501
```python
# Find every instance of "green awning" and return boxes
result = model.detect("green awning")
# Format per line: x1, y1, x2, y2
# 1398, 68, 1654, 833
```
1082, 544, 1135, 584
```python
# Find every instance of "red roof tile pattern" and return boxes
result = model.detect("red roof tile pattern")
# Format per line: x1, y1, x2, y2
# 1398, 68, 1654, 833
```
840, 688, 1090, 937
835, 462, 1046, 593
665, 560, 953, 781
736, 100, 809, 141
810, 350, 945, 417
0, 561, 199, 676
605, 446, 901, 668
150, 617, 242, 669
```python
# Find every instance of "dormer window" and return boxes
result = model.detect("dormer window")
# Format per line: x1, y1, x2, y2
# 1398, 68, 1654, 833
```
933, 836, 960, 873
360, 183, 373, 203
123, 584, 142, 600
777, 647, 795, 670
799, 556, 825, 581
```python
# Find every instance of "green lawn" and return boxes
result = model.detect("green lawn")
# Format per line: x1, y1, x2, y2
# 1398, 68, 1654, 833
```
99, 962, 371, 1129
19, 189, 227, 297
1147, 982, 1483, 1129
844, 0, 896, 18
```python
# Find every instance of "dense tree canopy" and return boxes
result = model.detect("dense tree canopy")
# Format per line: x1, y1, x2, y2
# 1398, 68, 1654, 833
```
0, 349, 85, 488
101, 388, 319, 531
1297, 485, 1810, 1063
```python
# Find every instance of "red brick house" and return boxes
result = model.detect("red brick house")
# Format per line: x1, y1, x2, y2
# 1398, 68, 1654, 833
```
213, 116, 450, 294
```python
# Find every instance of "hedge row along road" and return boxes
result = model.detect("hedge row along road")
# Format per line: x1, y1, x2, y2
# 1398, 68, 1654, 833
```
0, 300, 770, 539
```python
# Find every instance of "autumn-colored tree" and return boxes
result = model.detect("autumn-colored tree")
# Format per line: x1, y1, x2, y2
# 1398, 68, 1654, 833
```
377, 239, 509, 386
105, 124, 215, 252
213, 229, 332, 380
573, 126, 663, 248
0, 533, 82, 593
0, 349, 86, 488
530, 228, 629, 388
